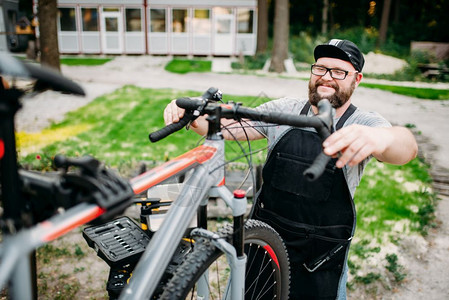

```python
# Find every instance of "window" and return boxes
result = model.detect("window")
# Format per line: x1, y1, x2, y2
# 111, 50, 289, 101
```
82, 8, 98, 32
104, 7, 119, 12
58, 8, 76, 31
126, 8, 142, 32
237, 9, 253, 34
172, 9, 187, 33
150, 9, 166, 32
105, 17, 118, 32
193, 9, 210, 34
213, 7, 232, 15
216, 19, 231, 34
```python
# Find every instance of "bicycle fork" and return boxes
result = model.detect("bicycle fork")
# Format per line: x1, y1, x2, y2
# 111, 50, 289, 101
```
193, 187, 248, 300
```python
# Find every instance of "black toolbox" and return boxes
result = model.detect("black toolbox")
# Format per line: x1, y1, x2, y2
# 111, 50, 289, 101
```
83, 216, 150, 269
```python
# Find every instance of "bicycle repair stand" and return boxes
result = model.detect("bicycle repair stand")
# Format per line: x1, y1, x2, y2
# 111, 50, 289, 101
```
83, 216, 151, 298
82, 198, 192, 299
0, 88, 38, 299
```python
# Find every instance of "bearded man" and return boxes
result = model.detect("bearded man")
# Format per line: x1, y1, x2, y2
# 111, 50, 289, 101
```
163, 39, 418, 299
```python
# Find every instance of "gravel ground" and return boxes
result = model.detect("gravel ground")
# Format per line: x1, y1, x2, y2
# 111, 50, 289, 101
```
13, 55, 449, 299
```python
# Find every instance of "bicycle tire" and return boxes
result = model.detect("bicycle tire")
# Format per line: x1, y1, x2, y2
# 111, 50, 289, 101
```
159, 219, 290, 300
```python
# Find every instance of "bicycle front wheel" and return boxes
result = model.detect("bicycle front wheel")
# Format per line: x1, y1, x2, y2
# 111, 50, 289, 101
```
159, 219, 290, 300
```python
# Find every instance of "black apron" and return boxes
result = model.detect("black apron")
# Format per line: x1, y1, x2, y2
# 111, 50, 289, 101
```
0, 77, 5, 91
252, 102, 357, 299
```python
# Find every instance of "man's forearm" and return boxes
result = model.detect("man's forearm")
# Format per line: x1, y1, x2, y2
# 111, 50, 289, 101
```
373, 126, 418, 165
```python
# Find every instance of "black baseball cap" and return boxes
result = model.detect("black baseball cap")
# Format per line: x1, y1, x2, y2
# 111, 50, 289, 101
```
314, 39, 365, 72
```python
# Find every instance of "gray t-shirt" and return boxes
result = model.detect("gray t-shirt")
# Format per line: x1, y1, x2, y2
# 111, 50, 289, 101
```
252, 98, 391, 197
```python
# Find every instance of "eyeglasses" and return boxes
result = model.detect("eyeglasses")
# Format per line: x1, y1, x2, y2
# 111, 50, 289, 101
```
311, 64, 358, 80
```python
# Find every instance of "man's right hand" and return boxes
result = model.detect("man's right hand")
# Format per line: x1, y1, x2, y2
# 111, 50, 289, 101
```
163, 99, 199, 128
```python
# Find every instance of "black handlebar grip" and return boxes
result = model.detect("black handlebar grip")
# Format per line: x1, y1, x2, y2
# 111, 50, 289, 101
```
176, 97, 205, 110
149, 113, 193, 143
303, 152, 331, 182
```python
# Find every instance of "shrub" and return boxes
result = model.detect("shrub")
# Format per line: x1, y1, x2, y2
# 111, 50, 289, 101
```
231, 52, 270, 70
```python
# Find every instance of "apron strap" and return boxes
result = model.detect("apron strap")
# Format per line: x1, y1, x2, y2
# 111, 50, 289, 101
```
300, 101, 357, 131
300, 102, 311, 115
336, 103, 357, 130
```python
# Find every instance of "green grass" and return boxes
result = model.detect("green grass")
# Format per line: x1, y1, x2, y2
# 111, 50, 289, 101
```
347, 157, 435, 291
18, 86, 270, 170
360, 82, 449, 100
354, 157, 435, 239
165, 59, 212, 74
60, 57, 113, 66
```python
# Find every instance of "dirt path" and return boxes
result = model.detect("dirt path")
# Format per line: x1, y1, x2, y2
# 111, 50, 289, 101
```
15, 56, 449, 299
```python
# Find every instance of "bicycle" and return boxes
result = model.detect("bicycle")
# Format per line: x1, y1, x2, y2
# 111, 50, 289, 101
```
109, 88, 333, 299
0, 52, 335, 300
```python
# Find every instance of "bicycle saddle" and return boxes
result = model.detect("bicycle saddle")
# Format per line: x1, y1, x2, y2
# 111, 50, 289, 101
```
0, 51, 85, 96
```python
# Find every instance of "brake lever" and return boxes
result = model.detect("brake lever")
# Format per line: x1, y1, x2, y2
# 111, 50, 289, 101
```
201, 87, 223, 102
184, 88, 223, 130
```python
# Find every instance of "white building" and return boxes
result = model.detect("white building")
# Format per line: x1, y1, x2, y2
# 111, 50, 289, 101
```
51, 0, 257, 56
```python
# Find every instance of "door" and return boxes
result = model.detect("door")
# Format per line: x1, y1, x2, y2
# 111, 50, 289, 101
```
171, 8, 189, 54
213, 13, 234, 55
148, 8, 168, 54
0, 7, 7, 51
101, 10, 123, 53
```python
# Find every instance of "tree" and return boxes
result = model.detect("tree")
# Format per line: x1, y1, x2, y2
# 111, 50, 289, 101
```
38, 0, 60, 71
377, 0, 392, 48
256, 0, 269, 53
270, 0, 289, 73
321, 0, 329, 35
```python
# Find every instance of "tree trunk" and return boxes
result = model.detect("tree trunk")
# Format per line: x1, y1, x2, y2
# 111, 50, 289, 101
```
321, 0, 329, 35
38, 0, 60, 71
394, 0, 400, 24
269, 0, 289, 73
256, 0, 269, 54
329, 0, 335, 35
377, 0, 392, 48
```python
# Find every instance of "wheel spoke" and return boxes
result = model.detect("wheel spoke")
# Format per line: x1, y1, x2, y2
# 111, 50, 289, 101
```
245, 243, 259, 277
254, 270, 276, 300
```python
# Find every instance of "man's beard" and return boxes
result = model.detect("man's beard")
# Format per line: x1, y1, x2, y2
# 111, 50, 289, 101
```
308, 77, 356, 108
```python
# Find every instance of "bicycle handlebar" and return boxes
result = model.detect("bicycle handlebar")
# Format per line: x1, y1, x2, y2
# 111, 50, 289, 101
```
149, 87, 222, 142
173, 97, 333, 134
149, 110, 194, 142
149, 91, 335, 181
222, 101, 333, 181
221, 100, 333, 181
176, 97, 205, 110
218, 100, 333, 136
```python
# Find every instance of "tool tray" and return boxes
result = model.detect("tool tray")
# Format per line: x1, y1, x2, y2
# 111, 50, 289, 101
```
83, 216, 150, 268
